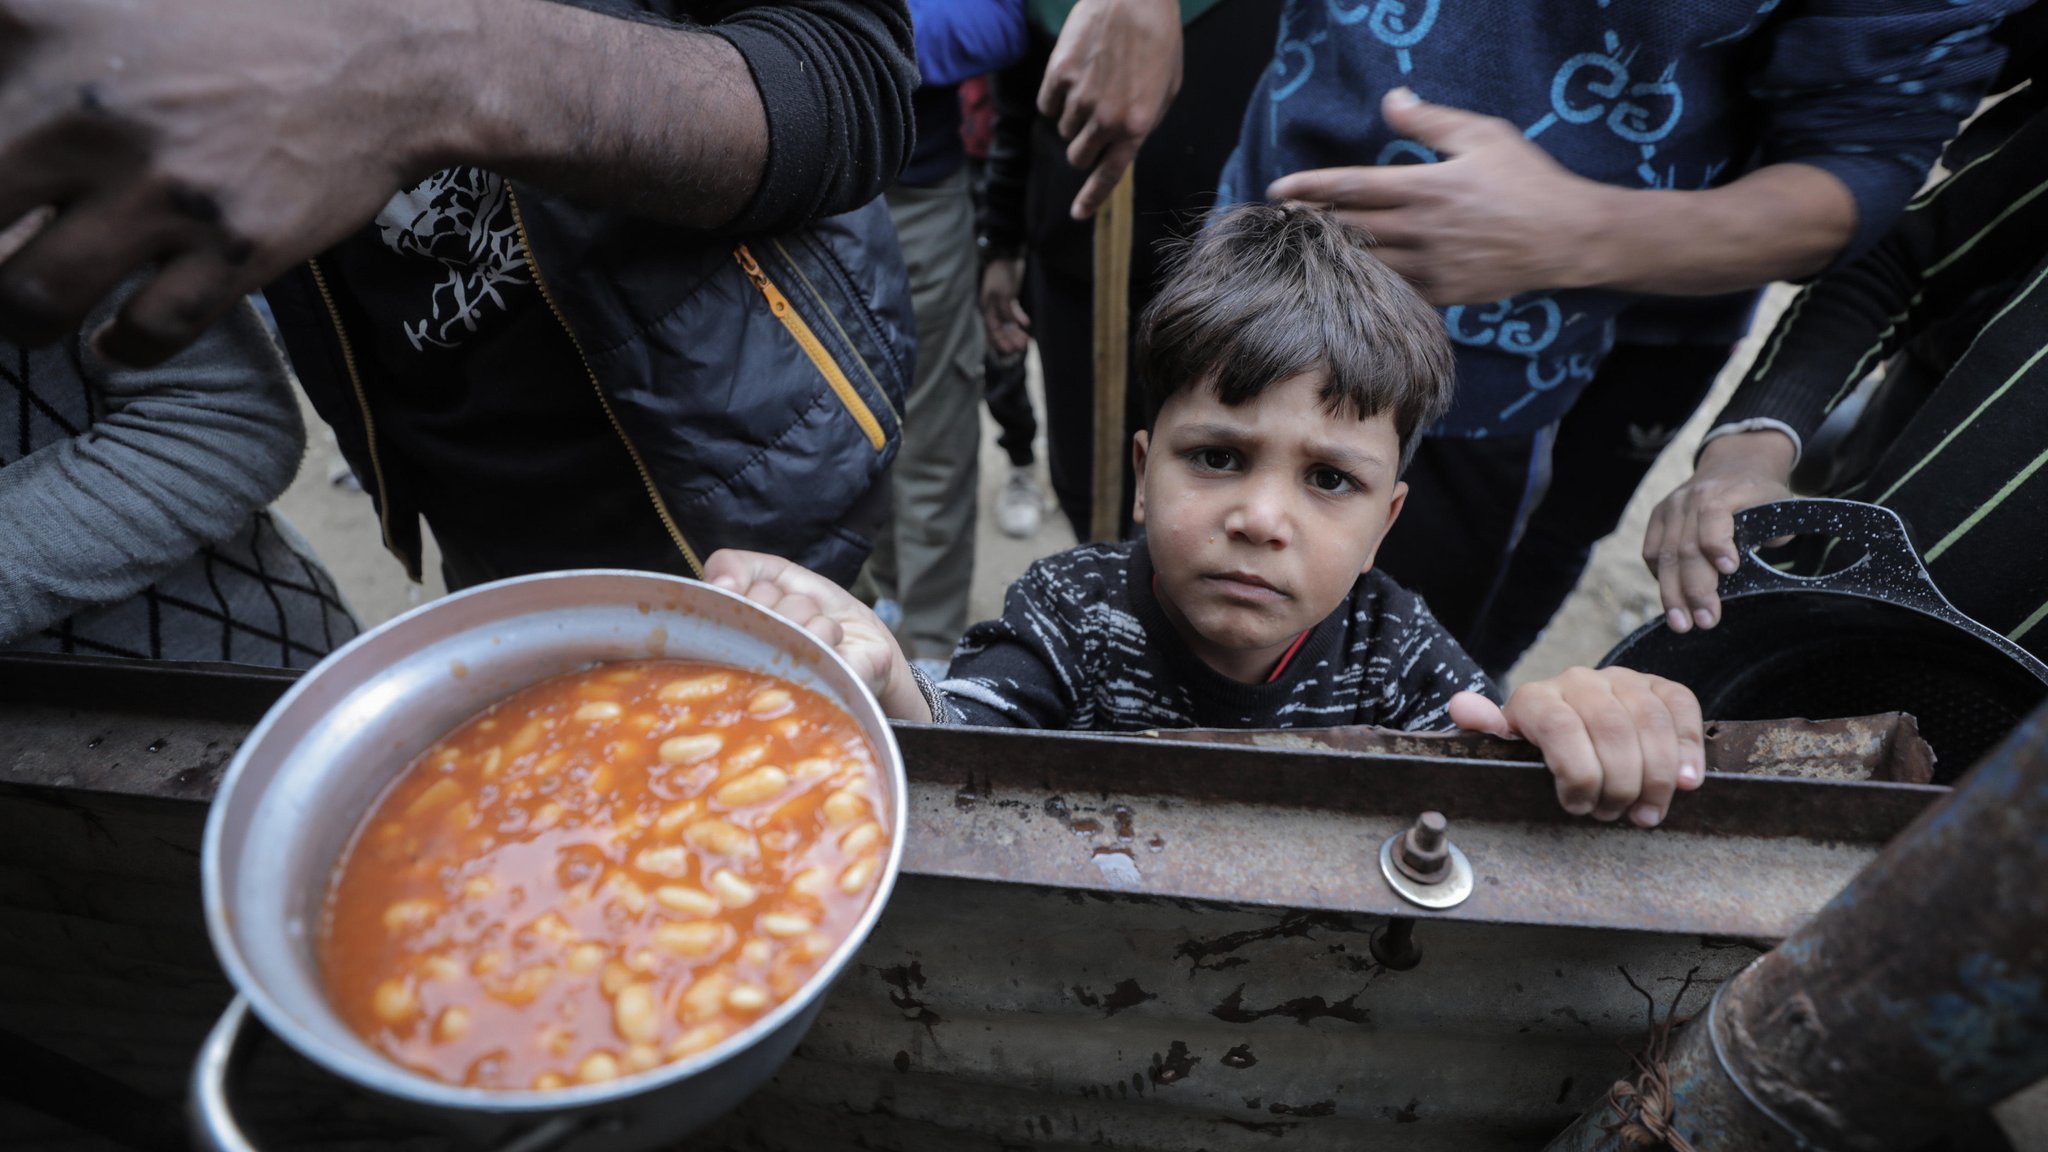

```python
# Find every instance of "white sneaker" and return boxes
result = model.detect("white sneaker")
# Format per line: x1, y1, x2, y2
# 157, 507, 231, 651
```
995, 466, 1045, 539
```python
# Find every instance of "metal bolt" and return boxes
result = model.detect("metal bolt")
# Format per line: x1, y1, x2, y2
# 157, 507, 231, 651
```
1369, 915, 1422, 971
1394, 811, 1452, 884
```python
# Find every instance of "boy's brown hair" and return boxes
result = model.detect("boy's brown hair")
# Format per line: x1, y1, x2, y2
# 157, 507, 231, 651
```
1137, 202, 1454, 471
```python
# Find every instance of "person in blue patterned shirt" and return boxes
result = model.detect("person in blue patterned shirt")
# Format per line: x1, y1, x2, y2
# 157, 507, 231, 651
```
1040, 0, 2029, 676
711, 204, 1709, 829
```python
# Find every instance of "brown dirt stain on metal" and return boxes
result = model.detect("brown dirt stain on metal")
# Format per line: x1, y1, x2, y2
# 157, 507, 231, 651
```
1149, 1040, 1200, 1086
1174, 911, 1357, 975
877, 961, 942, 1035
1218, 1116, 1298, 1135
1270, 1099, 1336, 1117
1101, 978, 1156, 1016
1146, 834, 1165, 852
1111, 804, 1135, 841
1221, 1044, 1258, 1069
1212, 983, 1370, 1026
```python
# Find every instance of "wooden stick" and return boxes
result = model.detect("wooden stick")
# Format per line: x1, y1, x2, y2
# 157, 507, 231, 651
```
1089, 167, 1137, 543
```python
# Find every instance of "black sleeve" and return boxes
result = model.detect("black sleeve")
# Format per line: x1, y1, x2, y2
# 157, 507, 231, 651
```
934, 561, 1081, 728
976, 50, 1041, 258
690, 0, 918, 233
1368, 577, 1500, 732
1714, 103, 2048, 447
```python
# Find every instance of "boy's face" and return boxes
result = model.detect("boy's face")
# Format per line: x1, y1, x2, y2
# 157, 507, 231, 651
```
1134, 370, 1407, 684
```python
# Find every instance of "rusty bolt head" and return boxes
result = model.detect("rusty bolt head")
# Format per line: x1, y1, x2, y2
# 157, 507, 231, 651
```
1394, 811, 1452, 884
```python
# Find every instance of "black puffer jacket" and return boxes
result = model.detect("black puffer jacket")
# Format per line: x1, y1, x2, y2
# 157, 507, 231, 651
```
266, 0, 915, 589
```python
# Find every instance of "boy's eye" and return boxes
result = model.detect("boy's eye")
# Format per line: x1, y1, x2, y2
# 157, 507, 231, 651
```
1308, 467, 1358, 494
1190, 447, 1240, 472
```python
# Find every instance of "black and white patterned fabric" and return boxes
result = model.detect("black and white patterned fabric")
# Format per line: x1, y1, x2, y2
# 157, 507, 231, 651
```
936, 541, 1498, 732
15, 511, 359, 667
0, 301, 359, 670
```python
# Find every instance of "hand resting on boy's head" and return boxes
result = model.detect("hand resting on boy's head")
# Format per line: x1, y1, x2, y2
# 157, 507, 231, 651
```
704, 546, 1705, 829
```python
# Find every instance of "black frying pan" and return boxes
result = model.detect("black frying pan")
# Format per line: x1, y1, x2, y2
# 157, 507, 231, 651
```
1601, 498, 2048, 781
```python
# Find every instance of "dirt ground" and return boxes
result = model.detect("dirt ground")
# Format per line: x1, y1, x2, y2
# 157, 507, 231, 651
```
273, 287, 1792, 690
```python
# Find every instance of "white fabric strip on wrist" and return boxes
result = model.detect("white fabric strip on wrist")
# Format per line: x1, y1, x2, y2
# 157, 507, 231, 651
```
1698, 418, 1803, 468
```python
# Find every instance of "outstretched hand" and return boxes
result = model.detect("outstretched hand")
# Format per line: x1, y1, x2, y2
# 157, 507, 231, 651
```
703, 549, 931, 723
1450, 667, 1704, 828
1266, 88, 1611, 305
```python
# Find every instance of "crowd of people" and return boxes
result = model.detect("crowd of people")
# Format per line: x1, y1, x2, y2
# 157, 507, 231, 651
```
1, 0, 2044, 827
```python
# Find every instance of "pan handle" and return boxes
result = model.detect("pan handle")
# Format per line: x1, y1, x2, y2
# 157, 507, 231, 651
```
190, 995, 585, 1152
1723, 498, 1956, 617
190, 995, 263, 1152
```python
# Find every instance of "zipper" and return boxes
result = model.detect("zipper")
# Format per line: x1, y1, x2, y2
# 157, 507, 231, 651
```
505, 188, 704, 578
769, 236, 904, 427
735, 243, 890, 449
305, 256, 414, 580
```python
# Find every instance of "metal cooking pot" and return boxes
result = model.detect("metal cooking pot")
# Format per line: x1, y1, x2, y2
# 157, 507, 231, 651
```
1602, 498, 2048, 779
192, 570, 908, 1151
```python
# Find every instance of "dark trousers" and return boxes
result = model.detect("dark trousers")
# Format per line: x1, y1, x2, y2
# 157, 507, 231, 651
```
984, 350, 1036, 469
1379, 341, 1730, 678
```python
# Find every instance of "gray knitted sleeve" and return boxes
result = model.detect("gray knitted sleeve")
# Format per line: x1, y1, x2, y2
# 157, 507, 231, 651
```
0, 291, 305, 644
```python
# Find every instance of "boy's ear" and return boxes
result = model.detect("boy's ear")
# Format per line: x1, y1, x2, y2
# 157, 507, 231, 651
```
1131, 430, 1151, 525
1360, 480, 1409, 573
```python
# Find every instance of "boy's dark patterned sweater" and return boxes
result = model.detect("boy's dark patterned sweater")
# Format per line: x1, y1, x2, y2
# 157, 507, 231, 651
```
934, 541, 1498, 731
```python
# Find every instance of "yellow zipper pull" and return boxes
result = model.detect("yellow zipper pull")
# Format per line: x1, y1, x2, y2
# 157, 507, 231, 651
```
733, 245, 787, 316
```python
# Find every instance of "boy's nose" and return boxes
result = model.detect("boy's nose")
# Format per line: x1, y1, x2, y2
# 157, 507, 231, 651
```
1225, 478, 1292, 546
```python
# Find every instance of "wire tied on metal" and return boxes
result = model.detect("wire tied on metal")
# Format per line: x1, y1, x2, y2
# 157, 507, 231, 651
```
1599, 966, 1702, 1152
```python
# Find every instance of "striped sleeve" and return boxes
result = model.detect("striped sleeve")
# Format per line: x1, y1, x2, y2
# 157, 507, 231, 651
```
1712, 96, 2048, 447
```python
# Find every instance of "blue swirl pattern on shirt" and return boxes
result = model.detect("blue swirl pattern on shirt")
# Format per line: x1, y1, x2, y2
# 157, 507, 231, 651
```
1220, 0, 2019, 438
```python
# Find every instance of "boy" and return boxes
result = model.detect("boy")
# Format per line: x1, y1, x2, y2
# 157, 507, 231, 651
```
708, 204, 1703, 828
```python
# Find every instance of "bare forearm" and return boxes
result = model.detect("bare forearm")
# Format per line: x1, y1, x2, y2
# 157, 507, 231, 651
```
435, 0, 767, 229
1581, 163, 1857, 296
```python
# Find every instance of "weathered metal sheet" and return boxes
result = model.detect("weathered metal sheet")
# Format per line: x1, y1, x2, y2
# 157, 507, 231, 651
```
0, 656, 1959, 1150
690, 875, 1758, 1150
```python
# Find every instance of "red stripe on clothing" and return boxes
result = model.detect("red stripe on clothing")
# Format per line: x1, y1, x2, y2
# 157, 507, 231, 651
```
1265, 630, 1311, 683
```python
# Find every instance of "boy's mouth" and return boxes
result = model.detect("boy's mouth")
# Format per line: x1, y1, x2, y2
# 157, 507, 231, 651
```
1206, 571, 1286, 602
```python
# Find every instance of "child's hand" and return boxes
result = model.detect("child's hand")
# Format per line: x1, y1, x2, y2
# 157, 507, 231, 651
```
703, 549, 931, 723
1448, 667, 1704, 828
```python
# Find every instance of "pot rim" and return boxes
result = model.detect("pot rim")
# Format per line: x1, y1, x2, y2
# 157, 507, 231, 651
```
200, 568, 909, 1115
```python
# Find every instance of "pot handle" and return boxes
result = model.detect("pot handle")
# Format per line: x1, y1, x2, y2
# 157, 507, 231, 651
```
190, 995, 586, 1152
1723, 498, 1955, 617
190, 995, 262, 1152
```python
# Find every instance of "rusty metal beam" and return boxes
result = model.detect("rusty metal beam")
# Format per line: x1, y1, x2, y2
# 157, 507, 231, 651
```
0, 654, 1947, 941
895, 723, 1939, 939
1546, 702, 2048, 1151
